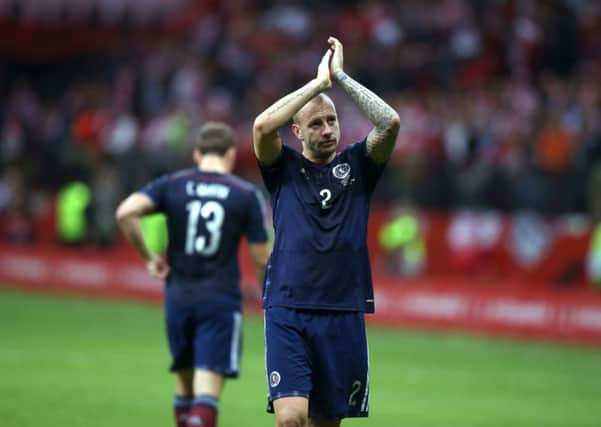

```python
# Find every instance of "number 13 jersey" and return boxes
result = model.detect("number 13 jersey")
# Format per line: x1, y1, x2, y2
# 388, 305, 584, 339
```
141, 170, 268, 305
258, 140, 387, 313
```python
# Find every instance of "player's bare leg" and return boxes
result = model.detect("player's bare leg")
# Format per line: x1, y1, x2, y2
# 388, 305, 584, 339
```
173, 369, 194, 427
273, 396, 309, 427
175, 369, 195, 395
186, 368, 225, 427
193, 368, 225, 397
310, 419, 341, 427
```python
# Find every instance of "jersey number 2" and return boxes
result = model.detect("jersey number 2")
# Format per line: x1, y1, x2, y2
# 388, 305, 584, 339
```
185, 200, 224, 256
320, 188, 332, 209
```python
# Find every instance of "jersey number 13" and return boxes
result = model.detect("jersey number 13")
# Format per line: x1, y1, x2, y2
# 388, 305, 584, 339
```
185, 200, 224, 256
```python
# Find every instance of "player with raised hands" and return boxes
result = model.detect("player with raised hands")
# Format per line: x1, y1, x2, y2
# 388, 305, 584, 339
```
253, 37, 400, 427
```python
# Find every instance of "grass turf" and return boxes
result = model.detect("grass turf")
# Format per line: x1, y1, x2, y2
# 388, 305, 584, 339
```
1, 288, 600, 427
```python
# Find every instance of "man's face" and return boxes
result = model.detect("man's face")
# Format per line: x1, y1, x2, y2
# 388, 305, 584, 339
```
293, 99, 340, 163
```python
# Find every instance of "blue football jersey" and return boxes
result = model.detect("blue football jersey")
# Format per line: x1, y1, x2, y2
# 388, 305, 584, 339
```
141, 169, 268, 305
259, 140, 386, 313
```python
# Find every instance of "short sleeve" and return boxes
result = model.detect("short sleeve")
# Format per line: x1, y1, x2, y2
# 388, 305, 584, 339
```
246, 188, 269, 243
139, 175, 169, 212
257, 145, 291, 194
349, 139, 387, 196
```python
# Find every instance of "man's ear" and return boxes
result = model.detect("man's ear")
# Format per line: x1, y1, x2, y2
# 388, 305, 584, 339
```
193, 148, 202, 164
225, 147, 237, 169
291, 123, 302, 140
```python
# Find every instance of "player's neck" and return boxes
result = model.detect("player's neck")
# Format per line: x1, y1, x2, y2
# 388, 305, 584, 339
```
197, 156, 229, 174
302, 151, 336, 165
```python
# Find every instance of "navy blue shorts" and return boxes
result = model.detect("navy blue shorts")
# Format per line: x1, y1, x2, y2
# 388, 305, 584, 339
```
164, 285, 242, 377
264, 307, 370, 420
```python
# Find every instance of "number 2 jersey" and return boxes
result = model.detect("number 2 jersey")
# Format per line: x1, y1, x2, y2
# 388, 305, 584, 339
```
140, 169, 268, 309
258, 140, 386, 313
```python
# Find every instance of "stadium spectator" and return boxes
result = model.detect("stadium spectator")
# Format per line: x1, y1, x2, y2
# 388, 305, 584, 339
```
1, 0, 600, 216
87, 162, 120, 247
253, 37, 399, 426
56, 180, 90, 246
115, 122, 270, 427
0, 166, 35, 244
378, 202, 426, 276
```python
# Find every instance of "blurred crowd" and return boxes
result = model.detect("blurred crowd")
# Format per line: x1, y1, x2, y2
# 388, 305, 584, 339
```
1, 0, 601, 247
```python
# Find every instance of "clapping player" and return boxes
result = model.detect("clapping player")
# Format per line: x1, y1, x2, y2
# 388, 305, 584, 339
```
253, 37, 400, 426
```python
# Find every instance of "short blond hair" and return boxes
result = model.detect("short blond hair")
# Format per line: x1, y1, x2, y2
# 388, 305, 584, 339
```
292, 93, 335, 124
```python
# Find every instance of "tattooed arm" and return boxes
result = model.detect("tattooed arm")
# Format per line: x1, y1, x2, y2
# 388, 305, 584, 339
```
253, 50, 333, 166
328, 37, 400, 164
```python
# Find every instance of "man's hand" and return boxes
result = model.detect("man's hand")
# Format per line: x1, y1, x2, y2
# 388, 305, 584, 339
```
146, 254, 170, 280
253, 46, 335, 165
315, 49, 333, 91
328, 36, 344, 80
327, 35, 400, 164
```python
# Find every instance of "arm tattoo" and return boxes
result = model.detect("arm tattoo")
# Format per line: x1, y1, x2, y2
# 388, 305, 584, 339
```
336, 71, 400, 163
266, 91, 306, 115
335, 70, 349, 82
336, 71, 397, 128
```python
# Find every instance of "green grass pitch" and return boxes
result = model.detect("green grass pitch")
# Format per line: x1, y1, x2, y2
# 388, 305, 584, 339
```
1, 288, 600, 427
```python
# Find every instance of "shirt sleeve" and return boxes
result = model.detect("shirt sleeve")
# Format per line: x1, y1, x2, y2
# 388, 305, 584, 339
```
257, 145, 290, 194
350, 139, 388, 196
246, 187, 269, 243
139, 174, 169, 212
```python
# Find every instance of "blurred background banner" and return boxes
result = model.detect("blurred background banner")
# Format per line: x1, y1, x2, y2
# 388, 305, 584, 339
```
2, 0, 601, 344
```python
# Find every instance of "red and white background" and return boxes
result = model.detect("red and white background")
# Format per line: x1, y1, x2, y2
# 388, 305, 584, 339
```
2, 208, 601, 346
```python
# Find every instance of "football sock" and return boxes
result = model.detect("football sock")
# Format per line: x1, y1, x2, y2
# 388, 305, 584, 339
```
187, 395, 219, 427
174, 395, 193, 427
